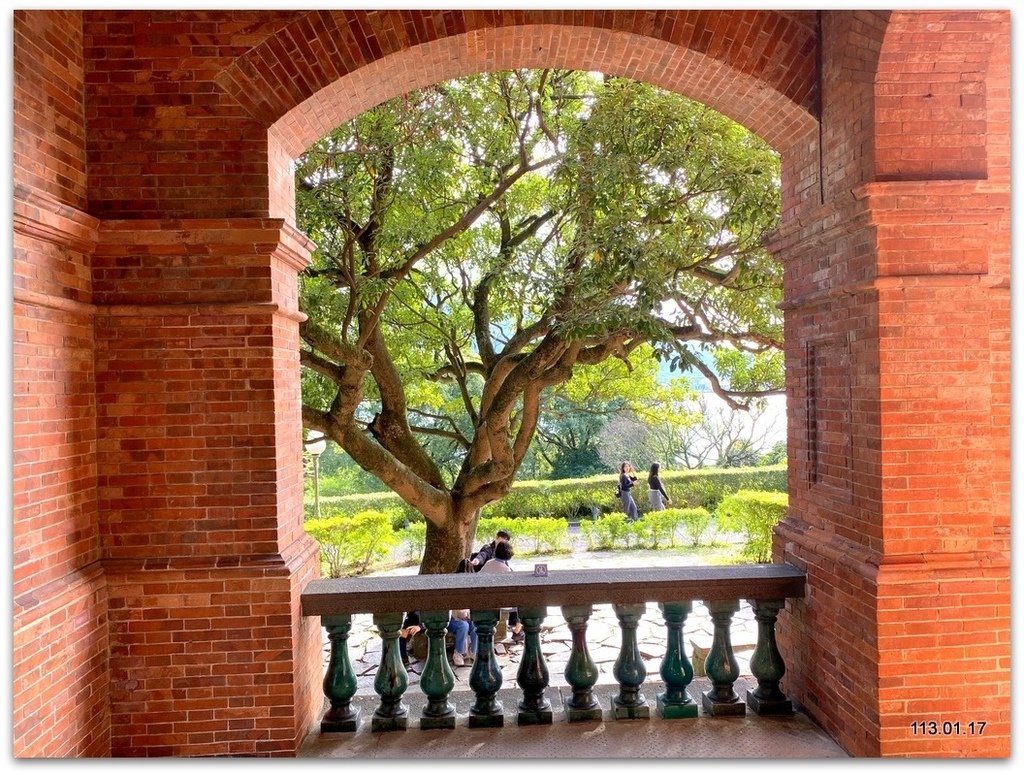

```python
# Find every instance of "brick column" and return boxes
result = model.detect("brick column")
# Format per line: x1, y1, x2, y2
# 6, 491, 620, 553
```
13, 186, 111, 757
92, 220, 322, 756
773, 181, 1010, 757
13, 9, 114, 758
865, 182, 1009, 756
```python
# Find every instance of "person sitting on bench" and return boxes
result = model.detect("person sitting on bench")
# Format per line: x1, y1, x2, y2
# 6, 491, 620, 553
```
479, 541, 524, 643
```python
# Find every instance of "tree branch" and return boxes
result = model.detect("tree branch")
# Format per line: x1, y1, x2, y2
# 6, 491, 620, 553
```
299, 348, 345, 382
687, 357, 784, 411
364, 324, 446, 487
299, 319, 371, 370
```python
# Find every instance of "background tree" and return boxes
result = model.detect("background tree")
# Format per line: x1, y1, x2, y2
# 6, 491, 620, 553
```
596, 414, 652, 474
534, 345, 695, 478
297, 69, 782, 572
674, 394, 783, 469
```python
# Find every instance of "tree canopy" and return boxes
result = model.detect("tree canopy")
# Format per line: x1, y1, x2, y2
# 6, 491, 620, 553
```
297, 69, 783, 572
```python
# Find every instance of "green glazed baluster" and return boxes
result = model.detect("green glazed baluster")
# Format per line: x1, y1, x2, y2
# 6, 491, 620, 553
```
321, 615, 360, 732
561, 605, 602, 721
516, 607, 552, 725
657, 602, 697, 719
419, 610, 456, 729
746, 599, 793, 715
468, 609, 504, 727
371, 612, 409, 731
701, 600, 745, 716
611, 603, 649, 719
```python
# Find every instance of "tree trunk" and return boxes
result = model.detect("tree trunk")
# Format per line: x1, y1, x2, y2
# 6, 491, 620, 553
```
420, 504, 478, 574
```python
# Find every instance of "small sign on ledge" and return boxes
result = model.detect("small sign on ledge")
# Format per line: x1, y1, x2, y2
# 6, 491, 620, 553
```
533, 563, 548, 577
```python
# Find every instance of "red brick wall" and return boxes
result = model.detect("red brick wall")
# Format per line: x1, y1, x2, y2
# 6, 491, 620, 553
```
82, 10, 302, 219
772, 186, 886, 754
14, 10, 89, 210
875, 12, 1006, 182
867, 13, 1009, 755
12, 10, 112, 758
776, 10, 1010, 758
103, 543, 321, 756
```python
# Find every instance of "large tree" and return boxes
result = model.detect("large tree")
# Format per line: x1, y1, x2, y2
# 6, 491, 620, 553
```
297, 70, 782, 572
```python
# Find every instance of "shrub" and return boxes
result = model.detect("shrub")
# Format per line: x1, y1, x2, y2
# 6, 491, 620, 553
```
474, 517, 519, 547
304, 509, 398, 576
666, 467, 786, 511
580, 513, 629, 550
716, 490, 788, 563
307, 494, 419, 527
637, 509, 680, 548
472, 517, 568, 557
577, 508, 713, 551
515, 517, 571, 554
674, 507, 715, 547
396, 522, 426, 563
579, 519, 602, 550
626, 518, 654, 549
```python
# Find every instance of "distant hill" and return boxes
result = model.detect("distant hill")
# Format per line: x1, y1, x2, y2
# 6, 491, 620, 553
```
656, 351, 711, 391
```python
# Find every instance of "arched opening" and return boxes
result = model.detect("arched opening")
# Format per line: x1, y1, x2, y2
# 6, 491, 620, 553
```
293, 66, 787, 577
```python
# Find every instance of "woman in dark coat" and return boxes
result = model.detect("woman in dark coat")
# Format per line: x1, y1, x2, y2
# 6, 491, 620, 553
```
647, 462, 671, 511
618, 461, 639, 522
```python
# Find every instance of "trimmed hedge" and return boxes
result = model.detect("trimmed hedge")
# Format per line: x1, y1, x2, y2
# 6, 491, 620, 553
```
474, 517, 571, 556
302, 493, 785, 576
306, 465, 786, 525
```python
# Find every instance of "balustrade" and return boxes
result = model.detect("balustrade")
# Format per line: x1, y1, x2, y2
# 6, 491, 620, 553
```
301, 565, 805, 733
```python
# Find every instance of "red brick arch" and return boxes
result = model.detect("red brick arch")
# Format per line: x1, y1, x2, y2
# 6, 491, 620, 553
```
81, 9, 820, 222
214, 10, 820, 220
221, 10, 818, 147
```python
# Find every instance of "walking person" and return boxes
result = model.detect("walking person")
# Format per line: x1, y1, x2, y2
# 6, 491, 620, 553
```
618, 461, 639, 522
647, 462, 671, 511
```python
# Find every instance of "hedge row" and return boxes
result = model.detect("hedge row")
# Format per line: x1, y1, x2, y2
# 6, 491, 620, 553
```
305, 465, 786, 527
303, 491, 789, 576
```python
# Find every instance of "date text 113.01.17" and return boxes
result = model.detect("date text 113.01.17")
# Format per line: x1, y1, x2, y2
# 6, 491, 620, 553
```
911, 720, 986, 736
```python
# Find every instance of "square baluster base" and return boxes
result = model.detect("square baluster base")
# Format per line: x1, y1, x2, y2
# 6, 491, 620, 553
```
657, 695, 698, 719
610, 694, 651, 720
517, 706, 554, 725
747, 689, 793, 716
371, 713, 408, 732
320, 707, 360, 733
468, 711, 505, 728
564, 698, 603, 722
420, 712, 456, 730
702, 691, 746, 716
